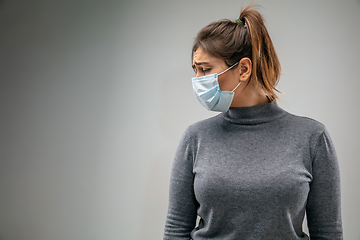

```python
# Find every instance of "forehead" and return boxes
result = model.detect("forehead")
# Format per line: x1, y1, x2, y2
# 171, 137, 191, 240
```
193, 47, 222, 65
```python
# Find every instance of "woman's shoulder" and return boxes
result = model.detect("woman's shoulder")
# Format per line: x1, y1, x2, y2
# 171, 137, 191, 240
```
283, 111, 327, 135
182, 114, 223, 137
192, 113, 222, 126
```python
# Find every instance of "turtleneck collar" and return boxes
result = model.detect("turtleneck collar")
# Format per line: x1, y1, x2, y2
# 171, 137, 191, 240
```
222, 101, 287, 125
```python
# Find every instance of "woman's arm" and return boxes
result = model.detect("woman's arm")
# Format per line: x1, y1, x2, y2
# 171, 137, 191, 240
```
306, 129, 343, 239
163, 127, 198, 240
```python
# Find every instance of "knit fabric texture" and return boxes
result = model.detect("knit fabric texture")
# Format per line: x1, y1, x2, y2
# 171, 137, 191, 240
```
164, 101, 342, 240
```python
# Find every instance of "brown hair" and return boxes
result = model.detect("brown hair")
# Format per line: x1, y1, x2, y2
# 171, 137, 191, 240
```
192, 4, 281, 100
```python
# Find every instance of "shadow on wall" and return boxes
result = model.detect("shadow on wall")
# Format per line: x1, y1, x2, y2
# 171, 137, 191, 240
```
137, 149, 174, 239
136, 66, 194, 239
157, 65, 218, 142
158, 66, 200, 142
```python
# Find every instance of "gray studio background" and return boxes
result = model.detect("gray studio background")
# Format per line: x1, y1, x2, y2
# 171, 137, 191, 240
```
0, 0, 359, 239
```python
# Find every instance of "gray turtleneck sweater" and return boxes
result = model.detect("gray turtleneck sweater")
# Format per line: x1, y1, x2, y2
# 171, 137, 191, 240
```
163, 101, 342, 239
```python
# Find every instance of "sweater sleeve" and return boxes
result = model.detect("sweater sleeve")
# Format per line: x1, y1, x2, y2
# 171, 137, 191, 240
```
163, 127, 198, 240
306, 129, 343, 239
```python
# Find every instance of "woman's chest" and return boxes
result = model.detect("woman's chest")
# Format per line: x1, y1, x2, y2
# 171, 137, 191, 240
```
192, 137, 313, 208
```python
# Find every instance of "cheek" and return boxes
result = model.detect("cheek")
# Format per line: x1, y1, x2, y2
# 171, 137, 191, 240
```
217, 78, 227, 90
218, 75, 237, 91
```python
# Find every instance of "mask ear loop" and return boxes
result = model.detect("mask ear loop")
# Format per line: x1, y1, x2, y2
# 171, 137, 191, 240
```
218, 62, 241, 92
231, 81, 242, 92
218, 62, 239, 76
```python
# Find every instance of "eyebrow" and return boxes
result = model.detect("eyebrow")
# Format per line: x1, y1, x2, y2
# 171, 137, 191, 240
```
192, 61, 210, 69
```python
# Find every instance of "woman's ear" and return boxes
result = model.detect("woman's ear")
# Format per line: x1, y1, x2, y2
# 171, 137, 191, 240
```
238, 58, 252, 82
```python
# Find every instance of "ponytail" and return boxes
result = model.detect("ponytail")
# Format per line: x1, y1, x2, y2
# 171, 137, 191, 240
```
192, 4, 282, 100
240, 4, 281, 100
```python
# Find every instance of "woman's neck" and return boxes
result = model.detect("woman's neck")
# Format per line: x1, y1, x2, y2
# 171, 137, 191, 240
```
230, 81, 270, 108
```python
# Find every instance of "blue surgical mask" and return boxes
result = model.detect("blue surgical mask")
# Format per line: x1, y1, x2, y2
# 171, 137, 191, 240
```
192, 62, 241, 112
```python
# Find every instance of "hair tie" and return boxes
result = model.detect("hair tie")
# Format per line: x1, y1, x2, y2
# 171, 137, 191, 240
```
235, 18, 247, 28
235, 18, 244, 25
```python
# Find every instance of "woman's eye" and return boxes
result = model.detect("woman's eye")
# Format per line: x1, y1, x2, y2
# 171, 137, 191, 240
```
202, 68, 211, 73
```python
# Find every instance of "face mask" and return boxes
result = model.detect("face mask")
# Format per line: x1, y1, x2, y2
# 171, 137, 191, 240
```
192, 62, 241, 112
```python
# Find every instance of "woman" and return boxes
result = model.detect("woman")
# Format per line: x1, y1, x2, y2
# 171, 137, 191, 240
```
164, 4, 342, 240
